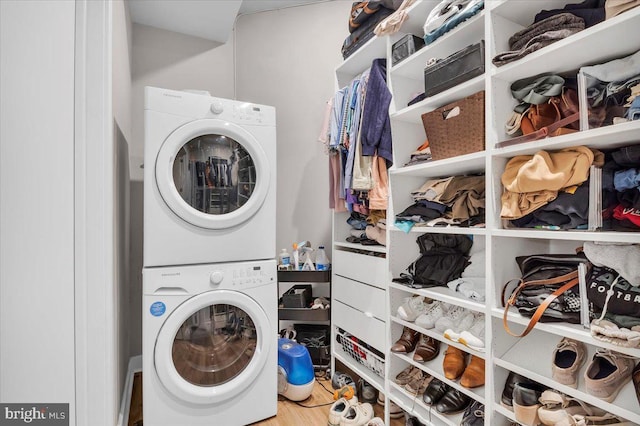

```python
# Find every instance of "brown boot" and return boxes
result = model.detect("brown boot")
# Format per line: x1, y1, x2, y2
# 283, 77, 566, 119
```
391, 326, 419, 353
460, 355, 485, 388
413, 334, 440, 363
443, 346, 466, 380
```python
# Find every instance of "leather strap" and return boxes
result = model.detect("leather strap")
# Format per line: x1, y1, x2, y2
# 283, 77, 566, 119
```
503, 271, 579, 337
495, 111, 580, 148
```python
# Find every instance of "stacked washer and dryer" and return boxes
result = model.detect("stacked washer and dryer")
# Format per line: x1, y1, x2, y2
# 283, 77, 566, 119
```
142, 87, 277, 426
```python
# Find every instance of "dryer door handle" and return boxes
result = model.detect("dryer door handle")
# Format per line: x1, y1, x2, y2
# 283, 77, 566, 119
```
152, 287, 189, 295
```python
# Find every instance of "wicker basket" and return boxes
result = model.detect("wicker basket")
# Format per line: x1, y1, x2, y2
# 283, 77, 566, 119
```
421, 91, 485, 161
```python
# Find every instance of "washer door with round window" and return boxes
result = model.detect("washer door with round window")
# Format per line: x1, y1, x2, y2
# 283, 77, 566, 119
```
154, 290, 270, 404
155, 119, 270, 230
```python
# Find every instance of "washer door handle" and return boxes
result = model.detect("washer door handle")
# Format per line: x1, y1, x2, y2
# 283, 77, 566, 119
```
153, 287, 189, 295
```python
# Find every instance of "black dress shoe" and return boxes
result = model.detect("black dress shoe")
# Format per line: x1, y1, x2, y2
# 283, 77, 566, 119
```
501, 371, 533, 407
435, 388, 471, 414
461, 400, 484, 426
422, 378, 448, 405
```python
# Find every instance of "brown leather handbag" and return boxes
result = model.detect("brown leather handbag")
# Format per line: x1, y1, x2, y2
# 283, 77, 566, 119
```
502, 253, 589, 337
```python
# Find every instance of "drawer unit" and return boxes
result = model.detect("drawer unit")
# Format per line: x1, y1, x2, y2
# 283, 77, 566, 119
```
333, 249, 387, 290
333, 300, 385, 352
333, 275, 386, 321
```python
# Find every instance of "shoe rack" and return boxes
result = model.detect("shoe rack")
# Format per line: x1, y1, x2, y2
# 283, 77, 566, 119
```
331, 1, 640, 425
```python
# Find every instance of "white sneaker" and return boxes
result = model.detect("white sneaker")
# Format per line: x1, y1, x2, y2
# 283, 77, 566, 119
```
397, 296, 428, 322
366, 418, 385, 426
434, 305, 468, 333
389, 399, 404, 419
415, 301, 446, 329
328, 396, 358, 426
340, 402, 374, 426
459, 313, 485, 352
443, 311, 475, 342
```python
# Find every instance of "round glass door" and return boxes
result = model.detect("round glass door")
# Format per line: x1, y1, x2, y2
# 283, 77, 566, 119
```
154, 290, 270, 404
155, 119, 270, 230
172, 135, 256, 216
172, 304, 257, 387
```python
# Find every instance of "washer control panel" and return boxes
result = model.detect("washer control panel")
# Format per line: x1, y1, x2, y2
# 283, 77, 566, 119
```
230, 265, 274, 287
232, 103, 265, 124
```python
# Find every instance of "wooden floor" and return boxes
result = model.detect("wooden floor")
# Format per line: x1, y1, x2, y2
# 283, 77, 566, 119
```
251, 379, 404, 426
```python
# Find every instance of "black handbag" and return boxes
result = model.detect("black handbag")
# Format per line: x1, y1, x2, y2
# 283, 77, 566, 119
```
502, 253, 589, 337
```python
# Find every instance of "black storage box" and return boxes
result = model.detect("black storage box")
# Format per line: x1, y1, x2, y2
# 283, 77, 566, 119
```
294, 324, 330, 366
424, 40, 485, 97
392, 34, 425, 66
342, 7, 393, 59
282, 285, 312, 308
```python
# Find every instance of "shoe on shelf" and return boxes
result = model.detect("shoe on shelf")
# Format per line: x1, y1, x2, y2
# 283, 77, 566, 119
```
435, 388, 471, 415
584, 349, 636, 403
413, 334, 440, 363
512, 381, 548, 426
395, 365, 422, 386
443, 311, 475, 342
332, 371, 355, 390
404, 413, 426, 426
435, 305, 471, 333
460, 355, 485, 388
422, 378, 448, 405
405, 373, 432, 396
328, 396, 359, 426
397, 295, 429, 322
357, 379, 377, 404
340, 402, 374, 426
415, 301, 446, 330
366, 418, 385, 426
501, 371, 536, 408
458, 313, 486, 352
443, 345, 467, 380
461, 400, 485, 426
389, 399, 404, 419
633, 362, 640, 405
537, 389, 607, 426
552, 337, 587, 388
391, 326, 420, 353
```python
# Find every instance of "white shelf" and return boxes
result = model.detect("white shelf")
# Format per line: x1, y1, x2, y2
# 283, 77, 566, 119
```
391, 282, 486, 313
493, 308, 640, 359
492, 120, 640, 156
491, 7, 640, 82
333, 241, 387, 254
494, 404, 519, 424
389, 381, 465, 426
389, 225, 486, 236
391, 74, 485, 123
390, 151, 486, 177
390, 11, 485, 79
493, 228, 640, 244
391, 316, 486, 360
335, 36, 387, 87
495, 330, 640, 423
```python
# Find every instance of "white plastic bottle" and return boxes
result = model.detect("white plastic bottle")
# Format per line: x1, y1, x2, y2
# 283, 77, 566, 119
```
278, 248, 291, 270
315, 245, 330, 271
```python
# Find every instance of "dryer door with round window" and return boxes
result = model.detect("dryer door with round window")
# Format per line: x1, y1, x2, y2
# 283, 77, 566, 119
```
155, 119, 270, 230
154, 290, 270, 404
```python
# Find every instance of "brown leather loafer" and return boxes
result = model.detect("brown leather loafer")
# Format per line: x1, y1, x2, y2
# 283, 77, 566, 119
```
443, 345, 467, 380
460, 355, 485, 388
413, 334, 440, 363
391, 326, 419, 353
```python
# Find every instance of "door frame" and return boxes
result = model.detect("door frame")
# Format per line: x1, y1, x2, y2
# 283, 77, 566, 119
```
74, 1, 117, 425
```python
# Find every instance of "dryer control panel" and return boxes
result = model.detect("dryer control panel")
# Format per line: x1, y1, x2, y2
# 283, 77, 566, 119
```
230, 265, 273, 287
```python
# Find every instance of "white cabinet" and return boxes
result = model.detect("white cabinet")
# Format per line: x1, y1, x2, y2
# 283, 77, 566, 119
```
332, 1, 640, 425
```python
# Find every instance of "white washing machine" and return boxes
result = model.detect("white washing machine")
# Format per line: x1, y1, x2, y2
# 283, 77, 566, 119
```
144, 87, 276, 267
143, 259, 277, 426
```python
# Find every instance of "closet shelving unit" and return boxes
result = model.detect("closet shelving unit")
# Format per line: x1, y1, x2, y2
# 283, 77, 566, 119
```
332, 1, 640, 425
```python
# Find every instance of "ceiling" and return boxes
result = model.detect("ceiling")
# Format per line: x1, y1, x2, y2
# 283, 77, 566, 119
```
128, 0, 330, 43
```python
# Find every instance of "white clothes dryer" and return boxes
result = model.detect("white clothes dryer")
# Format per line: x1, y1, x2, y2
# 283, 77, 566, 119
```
144, 87, 276, 267
143, 259, 277, 426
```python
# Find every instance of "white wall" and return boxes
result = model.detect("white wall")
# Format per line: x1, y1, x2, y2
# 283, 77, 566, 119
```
0, 0, 76, 421
114, 0, 133, 144
128, 24, 236, 355
235, 1, 350, 258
